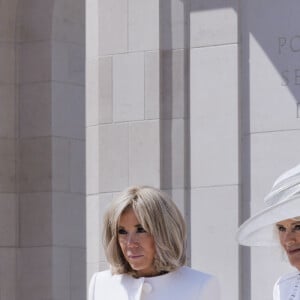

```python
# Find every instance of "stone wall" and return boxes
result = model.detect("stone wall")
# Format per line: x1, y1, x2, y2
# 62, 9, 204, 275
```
241, 0, 300, 299
0, 0, 85, 299
86, 1, 239, 299
0, 0, 300, 299
86, 1, 300, 300
0, 0, 18, 298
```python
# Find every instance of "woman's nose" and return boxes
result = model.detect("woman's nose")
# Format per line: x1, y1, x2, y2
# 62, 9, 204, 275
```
126, 233, 139, 246
283, 230, 296, 246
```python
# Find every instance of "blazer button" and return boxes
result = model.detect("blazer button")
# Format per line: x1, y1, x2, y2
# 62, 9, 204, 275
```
142, 282, 152, 293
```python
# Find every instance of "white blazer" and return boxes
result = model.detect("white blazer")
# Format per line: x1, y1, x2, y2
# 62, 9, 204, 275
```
273, 271, 300, 300
89, 266, 220, 300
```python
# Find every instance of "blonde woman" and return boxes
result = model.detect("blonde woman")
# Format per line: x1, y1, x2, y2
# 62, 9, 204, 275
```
89, 186, 220, 300
238, 164, 300, 300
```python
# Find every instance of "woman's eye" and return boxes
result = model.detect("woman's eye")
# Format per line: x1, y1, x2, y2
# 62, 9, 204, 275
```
293, 224, 300, 231
118, 228, 127, 235
137, 227, 146, 233
277, 225, 285, 232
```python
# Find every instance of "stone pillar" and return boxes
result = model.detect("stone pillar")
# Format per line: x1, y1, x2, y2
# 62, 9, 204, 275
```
0, 0, 18, 298
189, 1, 239, 300
17, 0, 85, 300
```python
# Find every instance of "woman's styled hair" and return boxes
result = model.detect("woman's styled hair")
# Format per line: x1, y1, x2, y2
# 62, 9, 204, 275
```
103, 186, 187, 275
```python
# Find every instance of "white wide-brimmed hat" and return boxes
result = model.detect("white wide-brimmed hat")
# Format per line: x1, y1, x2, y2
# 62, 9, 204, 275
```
237, 164, 300, 246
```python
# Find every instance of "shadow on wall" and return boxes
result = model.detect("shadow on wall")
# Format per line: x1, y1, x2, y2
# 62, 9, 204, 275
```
159, 0, 191, 262
169, 1, 300, 300
186, 0, 300, 107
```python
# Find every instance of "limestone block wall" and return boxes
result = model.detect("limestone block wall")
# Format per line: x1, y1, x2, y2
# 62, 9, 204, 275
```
189, 2, 239, 300
86, 1, 238, 300
86, 0, 194, 272
86, 0, 162, 280
240, 0, 300, 299
84, 1, 300, 300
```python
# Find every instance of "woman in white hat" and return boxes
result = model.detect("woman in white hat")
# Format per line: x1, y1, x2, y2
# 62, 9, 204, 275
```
237, 164, 300, 300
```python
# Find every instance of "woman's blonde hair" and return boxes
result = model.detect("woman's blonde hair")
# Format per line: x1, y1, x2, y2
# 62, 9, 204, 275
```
103, 186, 187, 276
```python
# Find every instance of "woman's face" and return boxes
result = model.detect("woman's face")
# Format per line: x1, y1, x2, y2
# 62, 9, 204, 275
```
276, 218, 300, 270
118, 207, 157, 277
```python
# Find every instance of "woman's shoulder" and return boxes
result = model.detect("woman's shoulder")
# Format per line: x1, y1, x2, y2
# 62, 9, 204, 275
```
273, 271, 300, 300
177, 266, 217, 281
174, 266, 220, 299
90, 269, 127, 284
88, 270, 112, 300
91, 269, 113, 278
275, 270, 299, 285
88, 270, 135, 300
172, 266, 219, 290
89, 269, 127, 287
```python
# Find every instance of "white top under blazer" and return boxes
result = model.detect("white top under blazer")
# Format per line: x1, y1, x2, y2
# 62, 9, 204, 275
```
89, 266, 220, 300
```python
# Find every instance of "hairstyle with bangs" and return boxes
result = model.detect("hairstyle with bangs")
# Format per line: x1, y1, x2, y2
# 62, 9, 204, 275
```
102, 186, 187, 276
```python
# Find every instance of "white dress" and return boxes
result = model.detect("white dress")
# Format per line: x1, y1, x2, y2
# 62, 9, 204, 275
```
89, 266, 220, 300
273, 271, 300, 300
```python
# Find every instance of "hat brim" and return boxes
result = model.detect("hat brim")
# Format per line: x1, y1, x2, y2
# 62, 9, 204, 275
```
237, 196, 300, 246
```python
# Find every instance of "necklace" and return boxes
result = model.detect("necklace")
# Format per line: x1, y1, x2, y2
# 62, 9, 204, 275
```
288, 273, 300, 300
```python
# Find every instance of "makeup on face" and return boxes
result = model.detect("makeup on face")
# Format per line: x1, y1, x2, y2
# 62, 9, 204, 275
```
118, 207, 157, 277
276, 219, 300, 270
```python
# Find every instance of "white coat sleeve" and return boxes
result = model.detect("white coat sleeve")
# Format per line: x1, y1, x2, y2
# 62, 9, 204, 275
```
88, 273, 97, 300
273, 278, 280, 300
200, 276, 221, 300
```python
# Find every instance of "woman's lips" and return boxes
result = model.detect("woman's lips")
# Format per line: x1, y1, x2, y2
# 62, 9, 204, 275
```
128, 255, 143, 259
287, 247, 300, 255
